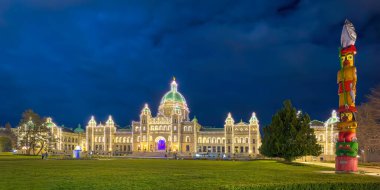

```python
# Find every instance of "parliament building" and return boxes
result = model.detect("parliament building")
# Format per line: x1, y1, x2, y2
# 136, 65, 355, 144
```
17, 78, 261, 157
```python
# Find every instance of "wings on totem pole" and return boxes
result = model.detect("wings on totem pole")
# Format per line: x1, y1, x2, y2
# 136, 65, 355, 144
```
341, 19, 357, 48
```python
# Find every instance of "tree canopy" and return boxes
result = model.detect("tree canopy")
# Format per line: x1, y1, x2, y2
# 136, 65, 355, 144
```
259, 100, 322, 162
357, 84, 380, 154
17, 109, 54, 155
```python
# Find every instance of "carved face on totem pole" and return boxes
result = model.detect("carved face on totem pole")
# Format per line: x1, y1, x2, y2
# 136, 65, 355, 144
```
339, 112, 354, 122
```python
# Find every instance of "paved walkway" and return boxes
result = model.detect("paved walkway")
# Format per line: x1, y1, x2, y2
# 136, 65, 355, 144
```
298, 162, 380, 177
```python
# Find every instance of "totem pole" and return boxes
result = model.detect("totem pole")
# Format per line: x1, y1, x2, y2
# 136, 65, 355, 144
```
335, 19, 358, 172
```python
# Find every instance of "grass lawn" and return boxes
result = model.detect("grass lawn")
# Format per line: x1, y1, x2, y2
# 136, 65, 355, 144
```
0, 153, 379, 190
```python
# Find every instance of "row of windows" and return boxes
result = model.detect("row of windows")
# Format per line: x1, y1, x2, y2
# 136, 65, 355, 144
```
316, 134, 338, 142
135, 125, 193, 132
115, 145, 131, 152
197, 146, 256, 153
93, 128, 113, 132
225, 127, 256, 132
88, 136, 255, 144
197, 137, 256, 144
63, 144, 75, 150
198, 137, 225, 144
183, 126, 192, 132
149, 125, 174, 131
137, 135, 181, 142
90, 136, 256, 144
63, 137, 78, 143
115, 137, 132, 143
93, 136, 107, 143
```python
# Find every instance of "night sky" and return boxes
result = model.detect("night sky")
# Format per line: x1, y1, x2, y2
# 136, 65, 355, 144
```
1, 0, 379, 129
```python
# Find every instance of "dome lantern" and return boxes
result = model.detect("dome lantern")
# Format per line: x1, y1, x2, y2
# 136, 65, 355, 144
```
171, 77, 178, 92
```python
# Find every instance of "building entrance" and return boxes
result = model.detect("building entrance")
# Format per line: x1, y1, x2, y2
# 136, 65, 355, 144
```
157, 140, 165, 150
155, 136, 166, 151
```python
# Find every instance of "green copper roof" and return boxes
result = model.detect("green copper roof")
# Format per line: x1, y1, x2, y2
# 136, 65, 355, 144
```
160, 78, 187, 105
160, 91, 186, 104
325, 110, 339, 125
192, 116, 198, 123
74, 124, 84, 133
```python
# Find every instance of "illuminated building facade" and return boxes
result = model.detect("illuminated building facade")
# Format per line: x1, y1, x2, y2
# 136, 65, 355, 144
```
16, 118, 87, 154
86, 78, 261, 156
16, 78, 262, 157
309, 110, 339, 161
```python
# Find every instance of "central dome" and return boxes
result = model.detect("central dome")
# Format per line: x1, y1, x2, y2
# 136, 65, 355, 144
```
160, 91, 187, 104
160, 78, 187, 105
158, 78, 190, 120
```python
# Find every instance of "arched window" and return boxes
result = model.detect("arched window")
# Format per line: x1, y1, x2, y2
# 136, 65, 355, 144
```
159, 126, 162, 130
240, 137, 243, 143
203, 137, 207, 143
222, 138, 226, 144
186, 136, 190, 142
173, 135, 177, 142
189, 126, 192, 131
246, 137, 249, 143
123, 137, 126, 143
217, 138, 221, 144
208, 137, 211, 143
212, 137, 216, 144
198, 137, 202, 143
183, 126, 187, 131
168, 136, 172, 142
137, 136, 140, 142
174, 126, 177, 131
127, 137, 130, 143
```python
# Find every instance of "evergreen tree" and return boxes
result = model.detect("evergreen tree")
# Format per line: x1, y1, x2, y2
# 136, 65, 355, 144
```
259, 100, 322, 162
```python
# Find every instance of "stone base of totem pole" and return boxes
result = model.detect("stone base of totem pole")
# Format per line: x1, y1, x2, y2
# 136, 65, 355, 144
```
335, 156, 358, 172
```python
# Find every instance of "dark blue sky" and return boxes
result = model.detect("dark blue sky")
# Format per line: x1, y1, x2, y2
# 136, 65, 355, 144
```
1, 0, 379, 129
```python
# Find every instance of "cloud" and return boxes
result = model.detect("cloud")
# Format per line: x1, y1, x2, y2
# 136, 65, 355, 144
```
0, 0, 379, 128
